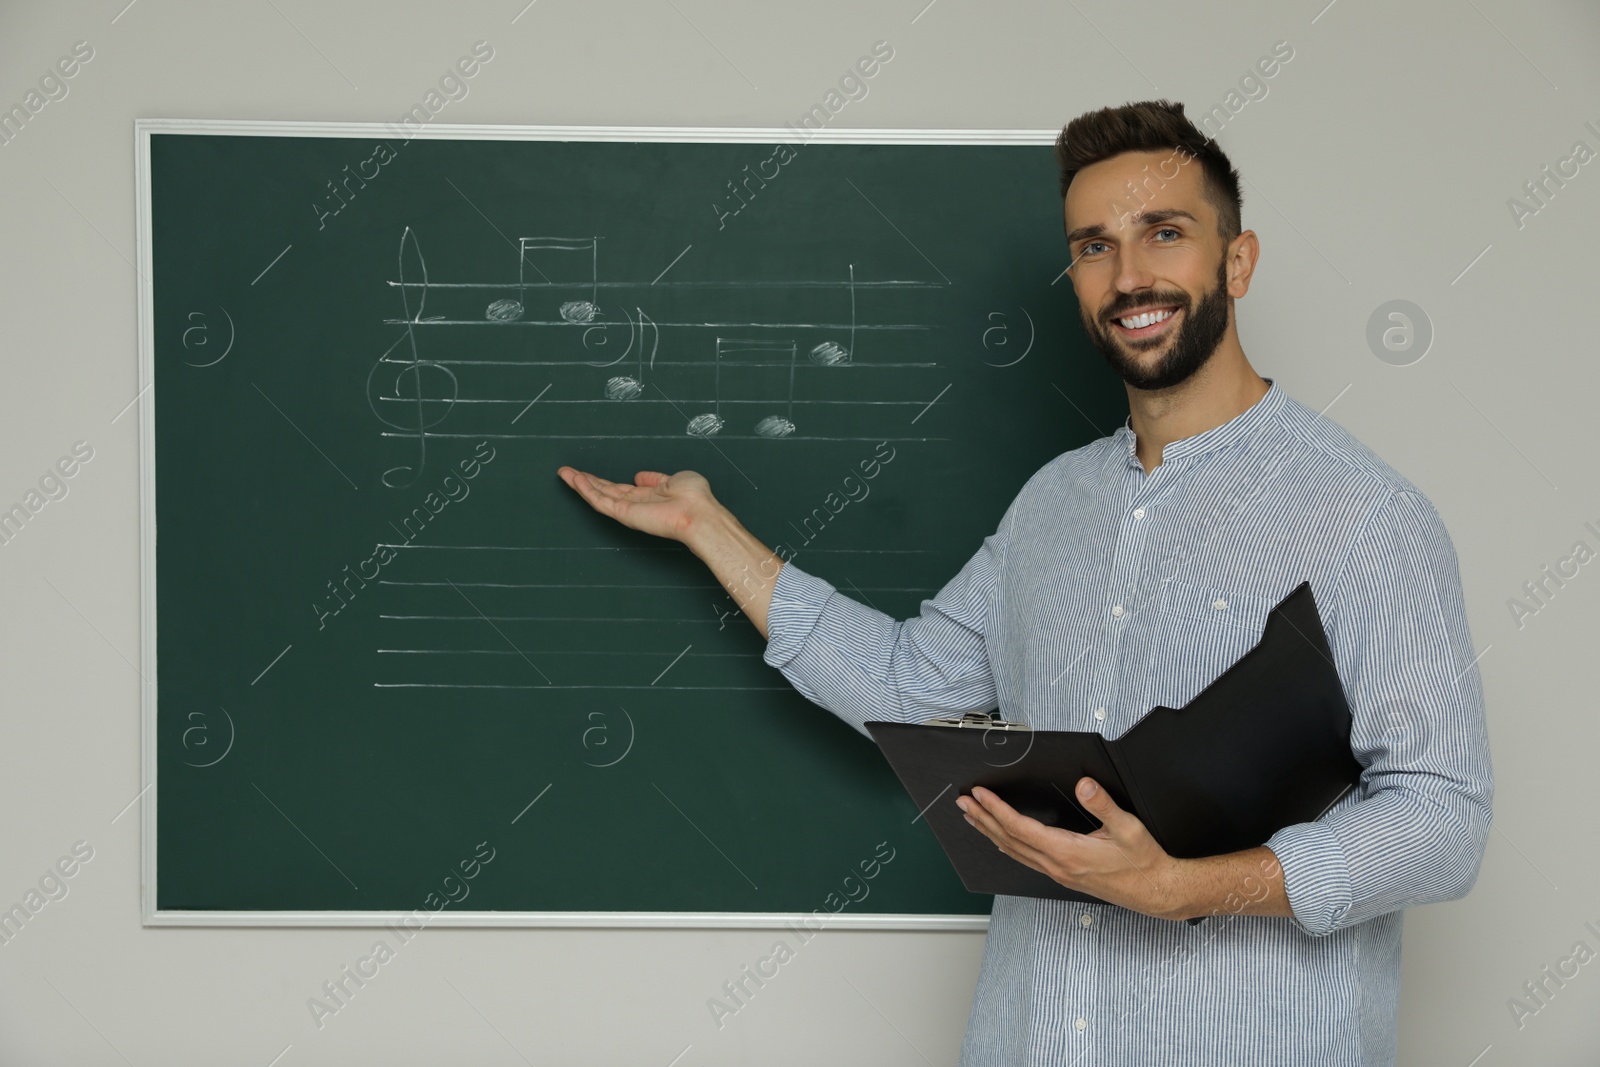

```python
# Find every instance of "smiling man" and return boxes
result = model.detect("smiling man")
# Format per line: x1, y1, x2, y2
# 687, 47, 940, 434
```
557, 99, 1492, 1065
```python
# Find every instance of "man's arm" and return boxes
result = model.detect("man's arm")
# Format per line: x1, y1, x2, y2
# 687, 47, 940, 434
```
682, 502, 787, 640
1170, 846, 1293, 920
959, 779, 1294, 922
555, 466, 784, 637
556, 463, 1013, 737
1262, 489, 1494, 937
957, 490, 1491, 928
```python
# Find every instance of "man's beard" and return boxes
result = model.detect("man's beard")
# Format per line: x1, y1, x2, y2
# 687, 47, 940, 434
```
1082, 254, 1231, 391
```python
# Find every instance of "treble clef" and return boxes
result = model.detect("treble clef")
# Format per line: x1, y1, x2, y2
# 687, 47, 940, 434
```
367, 226, 459, 488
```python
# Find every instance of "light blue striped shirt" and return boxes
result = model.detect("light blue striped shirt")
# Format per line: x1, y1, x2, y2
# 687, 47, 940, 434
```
761, 378, 1493, 1066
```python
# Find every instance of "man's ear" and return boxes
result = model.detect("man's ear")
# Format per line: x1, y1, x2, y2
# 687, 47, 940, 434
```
1226, 230, 1260, 298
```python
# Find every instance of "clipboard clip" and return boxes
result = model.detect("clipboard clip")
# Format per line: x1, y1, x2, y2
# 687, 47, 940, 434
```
922, 710, 1031, 731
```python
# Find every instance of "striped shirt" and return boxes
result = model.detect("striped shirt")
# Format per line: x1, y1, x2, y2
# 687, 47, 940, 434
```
761, 377, 1493, 1066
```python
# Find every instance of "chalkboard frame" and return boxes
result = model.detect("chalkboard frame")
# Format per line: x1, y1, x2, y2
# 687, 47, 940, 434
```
136, 118, 1059, 928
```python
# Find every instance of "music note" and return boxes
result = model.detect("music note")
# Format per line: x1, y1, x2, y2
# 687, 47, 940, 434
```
808, 263, 855, 366
518, 236, 600, 322
485, 297, 523, 322
688, 338, 799, 438
368, 226, 459, 488
603, 307, 657, 401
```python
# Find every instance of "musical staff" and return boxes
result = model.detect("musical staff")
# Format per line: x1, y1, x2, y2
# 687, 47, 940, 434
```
374, 230, 946, 447
370, 544, 936, 691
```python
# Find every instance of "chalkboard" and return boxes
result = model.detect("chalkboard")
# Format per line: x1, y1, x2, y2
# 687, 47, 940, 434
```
136, 121, 1126, 926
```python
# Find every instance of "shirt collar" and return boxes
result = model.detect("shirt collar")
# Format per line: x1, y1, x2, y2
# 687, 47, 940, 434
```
1118, 377, 1284, 470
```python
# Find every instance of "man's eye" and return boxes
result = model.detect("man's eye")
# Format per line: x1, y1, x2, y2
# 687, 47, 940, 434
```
1082, 241, 1108, 255
1154, 228, 1180, 241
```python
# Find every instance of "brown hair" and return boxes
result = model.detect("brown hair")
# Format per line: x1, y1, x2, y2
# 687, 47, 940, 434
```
1055, 99, 1243, 243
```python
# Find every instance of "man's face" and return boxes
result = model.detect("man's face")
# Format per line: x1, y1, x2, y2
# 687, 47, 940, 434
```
1063, 149, 1235, 391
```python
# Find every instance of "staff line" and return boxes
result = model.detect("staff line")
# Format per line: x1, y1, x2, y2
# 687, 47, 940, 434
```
378, 432, 945, 441
375, 683, 796, 690
377, 397, 936, 406
377, 359, 940, 368
380, 544, 932, 553
380, 615, 763, 622
378, 580, 932, 589
378, 319, 936, 330
379, 648, 763, 656
385, 279, 943, 289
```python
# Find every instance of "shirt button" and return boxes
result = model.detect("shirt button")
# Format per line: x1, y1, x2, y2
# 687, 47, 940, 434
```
1093, 707, 1106, 721
1075, 1017, 1087, 1032
1111, 604, 1124, 618
1080, 912, 1093, 927
1132, 507, 1145, 519
1212, 597, 1228, 610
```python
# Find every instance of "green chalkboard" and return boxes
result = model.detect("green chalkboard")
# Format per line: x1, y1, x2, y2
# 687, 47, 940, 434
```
141, 123, 1126, 922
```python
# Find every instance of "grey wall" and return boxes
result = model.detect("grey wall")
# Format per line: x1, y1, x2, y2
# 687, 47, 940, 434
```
2, 0, 1597, 1063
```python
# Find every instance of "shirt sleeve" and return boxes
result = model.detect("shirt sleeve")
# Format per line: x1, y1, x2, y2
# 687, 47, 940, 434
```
760, 497, 1017, 739
1264, 489, 1494, 937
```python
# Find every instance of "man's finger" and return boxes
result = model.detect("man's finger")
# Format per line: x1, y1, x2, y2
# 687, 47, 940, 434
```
963, 793, 1034, 853
580, 472, 638, 503
1071, 777, 1130, 834
969, 787, 1046, 843
562, 470, 629, 518
963, 805, 1007, 849
964, 806, 1052, 872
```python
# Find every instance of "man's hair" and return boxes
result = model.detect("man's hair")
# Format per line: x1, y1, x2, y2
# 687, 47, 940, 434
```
1055, 99, 1243, 243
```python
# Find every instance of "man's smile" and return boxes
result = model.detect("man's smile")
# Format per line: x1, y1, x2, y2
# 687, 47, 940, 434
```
1110, 304, 1182, 340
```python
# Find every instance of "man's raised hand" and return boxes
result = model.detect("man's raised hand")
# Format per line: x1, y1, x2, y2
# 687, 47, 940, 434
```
555, 466, 717, 544
555, 464, 784, 639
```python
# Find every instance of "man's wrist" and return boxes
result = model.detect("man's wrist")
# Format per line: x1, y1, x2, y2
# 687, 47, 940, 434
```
1157, 848, 1292, 922
681, 501, 785, 639
681, 499, 738, 558
1157, 857, 1199, 921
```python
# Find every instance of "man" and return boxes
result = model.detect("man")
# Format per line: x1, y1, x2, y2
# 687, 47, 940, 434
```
557, 99, 1492, 1065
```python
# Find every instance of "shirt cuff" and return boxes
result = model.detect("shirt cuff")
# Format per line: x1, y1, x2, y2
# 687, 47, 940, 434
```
761, 560, 838, 669
1264, 819, 1355, 938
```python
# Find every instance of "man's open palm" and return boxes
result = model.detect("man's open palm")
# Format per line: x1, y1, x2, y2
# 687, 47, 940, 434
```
556, 466, 716, 544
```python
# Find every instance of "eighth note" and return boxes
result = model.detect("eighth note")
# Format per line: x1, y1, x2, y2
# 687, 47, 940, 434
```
603, 306, 658, 401
518, 235, 600, 322
689, 338, 800, 438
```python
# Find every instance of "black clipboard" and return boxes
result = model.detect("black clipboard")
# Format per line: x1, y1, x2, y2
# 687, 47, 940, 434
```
866, 580, 1362, 917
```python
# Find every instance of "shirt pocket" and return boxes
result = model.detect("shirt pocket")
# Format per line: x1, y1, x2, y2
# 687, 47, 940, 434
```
1138, 578, 1279, 712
